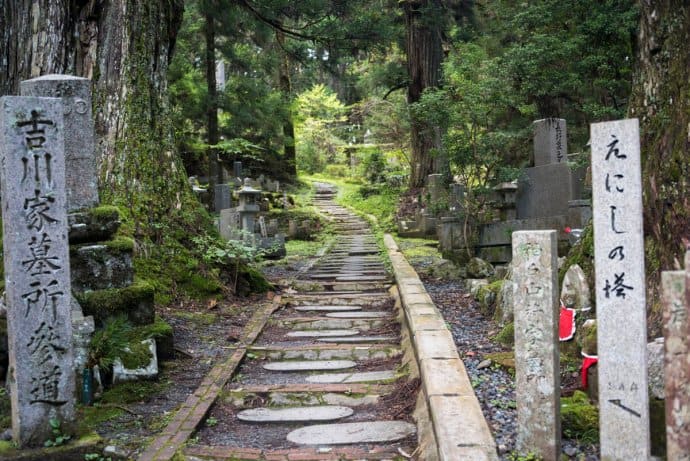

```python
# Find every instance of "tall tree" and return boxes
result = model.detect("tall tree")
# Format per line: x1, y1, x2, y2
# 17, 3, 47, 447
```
628, 2, 690, 279
0, 0, 187, 235
402, 0, 446, 188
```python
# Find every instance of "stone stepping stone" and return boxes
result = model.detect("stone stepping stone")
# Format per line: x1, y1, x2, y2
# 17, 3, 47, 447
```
287, 329, 359, 338
287, 421, 415, 445
263, 360, 356, 371
336, 275, 389, 282
306, 370, 396, 384
294, 305, 362, 312
325, 312, 391, 319
237, 405, 354, 423
317, 336, 396, 343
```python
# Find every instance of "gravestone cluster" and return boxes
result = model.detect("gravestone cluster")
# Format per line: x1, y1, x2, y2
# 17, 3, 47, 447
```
0, 75, 163, 447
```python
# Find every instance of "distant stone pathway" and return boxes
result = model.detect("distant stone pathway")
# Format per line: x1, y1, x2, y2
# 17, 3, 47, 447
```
140, 183, 418, 460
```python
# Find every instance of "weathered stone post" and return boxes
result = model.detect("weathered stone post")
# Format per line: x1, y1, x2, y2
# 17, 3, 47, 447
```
661, 252, 690, 460
512, 230, 560, 460
0, 96, 76, 446
533, 118, 567, 166
20, 75, 99, 212
591, 118, 650, 460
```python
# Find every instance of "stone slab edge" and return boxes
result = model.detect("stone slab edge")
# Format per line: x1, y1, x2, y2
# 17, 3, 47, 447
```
137, 295, 281, 461
384, 234, 499, 461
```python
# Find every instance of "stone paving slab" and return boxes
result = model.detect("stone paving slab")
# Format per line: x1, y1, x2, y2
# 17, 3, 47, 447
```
184, 445, 405, 461
306, 370, 397, 384
286, 329, 359, 338
263, 360, 357, 371
335, 275, 389, 282
317, 336, 397, 343
293, 305, 363, 312
325, 311, 392, 319
236, 405, 354, 422
286, 421, 416, 445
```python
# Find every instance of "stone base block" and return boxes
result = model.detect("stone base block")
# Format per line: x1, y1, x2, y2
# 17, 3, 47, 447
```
70, 238, 134, 292
68, 206, 121, 244
76, 281, 155, 326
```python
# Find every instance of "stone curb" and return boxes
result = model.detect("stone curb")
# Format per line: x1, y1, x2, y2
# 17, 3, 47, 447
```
137, 296, 281, 461
384, 234, 499, 461
183, 444, 403, 460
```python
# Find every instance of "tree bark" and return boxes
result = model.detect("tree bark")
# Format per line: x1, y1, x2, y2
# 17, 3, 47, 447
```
402, 0, 447, 188
629, 2, 690, 276
0, 0, 186, 234
204, 6, 222, 186
276, 31, 297, 177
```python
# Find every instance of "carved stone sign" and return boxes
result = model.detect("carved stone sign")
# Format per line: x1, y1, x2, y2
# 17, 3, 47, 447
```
20, 75, 99, 212
533, 118, 567, 166
512, 230, 560, 460
0, 96, 76, 446
591, 118, 650, 459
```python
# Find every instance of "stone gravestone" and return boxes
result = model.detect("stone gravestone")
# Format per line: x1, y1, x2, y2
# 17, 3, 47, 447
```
661, 257, 690, 459
214, 183, 231, 212
233, 160, 242, 179
512, 230, 560, 460
0, 96, 76, 446
533, 118, 567, 166
20, 75, 99, 212
591, 118, 650, 459
219, 208, 240, 240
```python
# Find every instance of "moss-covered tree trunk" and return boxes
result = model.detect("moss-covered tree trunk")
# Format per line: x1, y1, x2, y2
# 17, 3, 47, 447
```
0, 0, 187, 236
628, 2, 689, 332
402, 0, 447, 188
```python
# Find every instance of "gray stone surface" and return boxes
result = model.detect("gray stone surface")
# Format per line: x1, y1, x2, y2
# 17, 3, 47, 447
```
112, 339, 158, 384
214, 184, 231, 212
20, 75, 98, 211
533, 118, 567, 166
325, 312, 391, 319
306, 370, 396, 383
293, 305, 362, 312
512, 231, 560, 460
516, 164, 572, 219
219, 208, 240, 240
466, 257, 495, 278
237, 405, 353, 422
478, 216, 568, 247
263, 360, 356, 371
646, 338, 664, 400
591, 118, 650, 460
317, 336, 396, 343
70, 243, 133, 292
661, 269, 690, 459
0, 96, 76, 446
287, 421, 416, 445
560, 264, 591, 311
286, 329, 359, 338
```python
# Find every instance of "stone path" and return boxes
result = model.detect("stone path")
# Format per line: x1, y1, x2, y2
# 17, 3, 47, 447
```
139, 183, 418, 460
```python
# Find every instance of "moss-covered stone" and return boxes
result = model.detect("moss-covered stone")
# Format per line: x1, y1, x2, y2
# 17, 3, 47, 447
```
581, 321, 597, 356
484, 351, 515, 373
237, 266, 273, 296
68, 206, 122, 244
477, 280, 503, 317
139, 317, 175, 361
70, 241, 134, 292
494, 322, 515, 346
76, 280, 155, 326
561, 390, 599, 443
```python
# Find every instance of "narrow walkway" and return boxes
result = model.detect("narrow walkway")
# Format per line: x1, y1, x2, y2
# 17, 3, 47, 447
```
141, 183, 419, 460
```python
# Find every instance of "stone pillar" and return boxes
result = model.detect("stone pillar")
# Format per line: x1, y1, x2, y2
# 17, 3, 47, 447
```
0, 96, 76, 446
512, 230, 560, 460
661, 255, 690, 460
214, 184, 231, 212
20, 75, 99, 212
233, 160, 242, 178
533, 118, 567, 166
591, 118, 650, 460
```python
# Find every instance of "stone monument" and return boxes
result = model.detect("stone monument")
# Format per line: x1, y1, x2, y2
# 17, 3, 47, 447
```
591, 118, 650, 459
512, 230, 560, 460
0, 96, 76, 446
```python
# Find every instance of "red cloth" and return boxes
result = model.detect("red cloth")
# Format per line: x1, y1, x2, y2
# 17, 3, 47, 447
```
581, 356, 598, 388
559, 306, 576, 341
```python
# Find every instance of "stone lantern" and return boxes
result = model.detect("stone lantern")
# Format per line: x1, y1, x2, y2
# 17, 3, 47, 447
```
237, 178, 261, 234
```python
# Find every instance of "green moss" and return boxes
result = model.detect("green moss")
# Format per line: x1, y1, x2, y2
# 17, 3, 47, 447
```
76, 280, 154, 325
140, 316, 173, 339
560, 223, 594, 292
238, 266, 273, 295
89, 205, 121, 223
484, 351, 515, 372
78, 405, 124, 434
477, 280, 503, 317
0, 440, 14, 453
103, 236, 135, 253
581, 322, 597, 356
561, 391, 599, 443
119, 340, 153, 369
494, 322, 515, 346
174, 311, 217, 326
100, 380, 168, 405
0, 386, 10, 431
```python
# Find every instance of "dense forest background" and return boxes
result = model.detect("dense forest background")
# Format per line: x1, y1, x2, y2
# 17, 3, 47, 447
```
1, 0, 688, 309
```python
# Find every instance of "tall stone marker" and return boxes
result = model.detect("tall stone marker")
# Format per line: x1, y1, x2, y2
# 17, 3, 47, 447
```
661, 264, 690, 460
512, 230, 560, 460
533, 118, 567, 166
20, 75, 99, 212
0, 96, 76, 446
591, 118, 649, 460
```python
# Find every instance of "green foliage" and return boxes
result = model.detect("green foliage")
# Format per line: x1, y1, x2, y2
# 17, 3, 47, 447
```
359, 148, 387, 184
44, 418, 72, 447
87, 317, 134, 371
561, 391, 599, 443
493, 322, 515, 346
